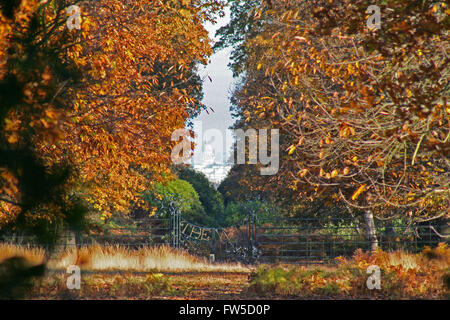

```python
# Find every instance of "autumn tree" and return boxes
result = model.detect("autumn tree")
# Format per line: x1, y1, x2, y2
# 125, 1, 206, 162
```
1, 0, 225, 233
40, 0, 226, 221
0, 0, 87, 242
218, 0, 449, 251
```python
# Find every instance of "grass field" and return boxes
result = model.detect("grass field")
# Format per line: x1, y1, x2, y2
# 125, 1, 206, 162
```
0, 244, 249, 273
0, 243, 449, 299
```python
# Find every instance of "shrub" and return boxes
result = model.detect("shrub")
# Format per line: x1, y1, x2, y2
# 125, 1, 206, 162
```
247, 245, 450, 299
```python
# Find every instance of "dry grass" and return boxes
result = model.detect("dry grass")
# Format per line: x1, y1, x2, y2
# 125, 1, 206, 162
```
351, 244, 450, 272
384, 251, 421, 270
0, 244, 46, 266
248, 243, 450, 299
2, 243, 449, 299
0, 244, 249, 273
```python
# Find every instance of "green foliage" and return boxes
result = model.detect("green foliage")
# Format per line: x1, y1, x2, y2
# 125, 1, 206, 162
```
218, 165, 259, 205
174, 166, 225, 226
142, 179, 214, 226
248, 266, 336, 296
223, 200, 279, 227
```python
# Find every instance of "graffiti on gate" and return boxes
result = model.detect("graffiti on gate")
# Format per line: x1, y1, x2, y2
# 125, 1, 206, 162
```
180, 220, 236, 243
177, 219, 258, 263
180, 220, 216, 241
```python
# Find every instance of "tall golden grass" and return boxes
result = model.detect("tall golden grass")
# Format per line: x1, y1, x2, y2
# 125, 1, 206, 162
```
0, 244, 249, 273
0, 244, 45, 266
350, 244, 450, 272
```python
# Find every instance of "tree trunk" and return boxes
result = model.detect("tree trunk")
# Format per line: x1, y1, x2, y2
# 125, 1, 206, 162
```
65, 230, 77, 249
364, 210, 378, 252
51, 229, 76, 259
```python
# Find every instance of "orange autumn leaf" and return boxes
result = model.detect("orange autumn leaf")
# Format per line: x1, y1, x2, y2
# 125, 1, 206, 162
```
352, 184, 367, 201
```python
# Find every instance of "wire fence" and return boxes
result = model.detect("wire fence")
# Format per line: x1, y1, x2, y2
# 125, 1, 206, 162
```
0, 215, 448, 265
0, 217, 172, 250
255, 217, 449, 264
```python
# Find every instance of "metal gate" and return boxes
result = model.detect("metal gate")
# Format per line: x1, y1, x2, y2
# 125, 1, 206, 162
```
175, 212, 449, 265
169, 210, 449, 265
167, 208, 259, 264
253, 216, 449, 264
2, 209, 446, 265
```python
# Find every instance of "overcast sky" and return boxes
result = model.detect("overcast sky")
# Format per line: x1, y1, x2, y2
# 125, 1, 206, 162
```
192, 7, 235, 166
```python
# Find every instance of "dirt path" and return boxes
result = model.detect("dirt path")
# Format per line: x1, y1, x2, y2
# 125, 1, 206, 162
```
37, 269, 254, 299
159, 272, 252, 300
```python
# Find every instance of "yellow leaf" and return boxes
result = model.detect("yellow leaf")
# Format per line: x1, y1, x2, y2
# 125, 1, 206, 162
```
288, 145, 296, 155
149, 207, 157, 217
351, 184, 367, 201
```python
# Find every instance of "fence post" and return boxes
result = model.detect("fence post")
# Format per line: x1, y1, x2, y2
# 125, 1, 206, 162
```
171, 209, 176, 248
246, 210, 251, 263
172, 209, 180, 249
211, 229, 216, 257
364, 210, 378, 252
306, 225, 309, 267
253, 210, 259, 262
246, 208, 256, 264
